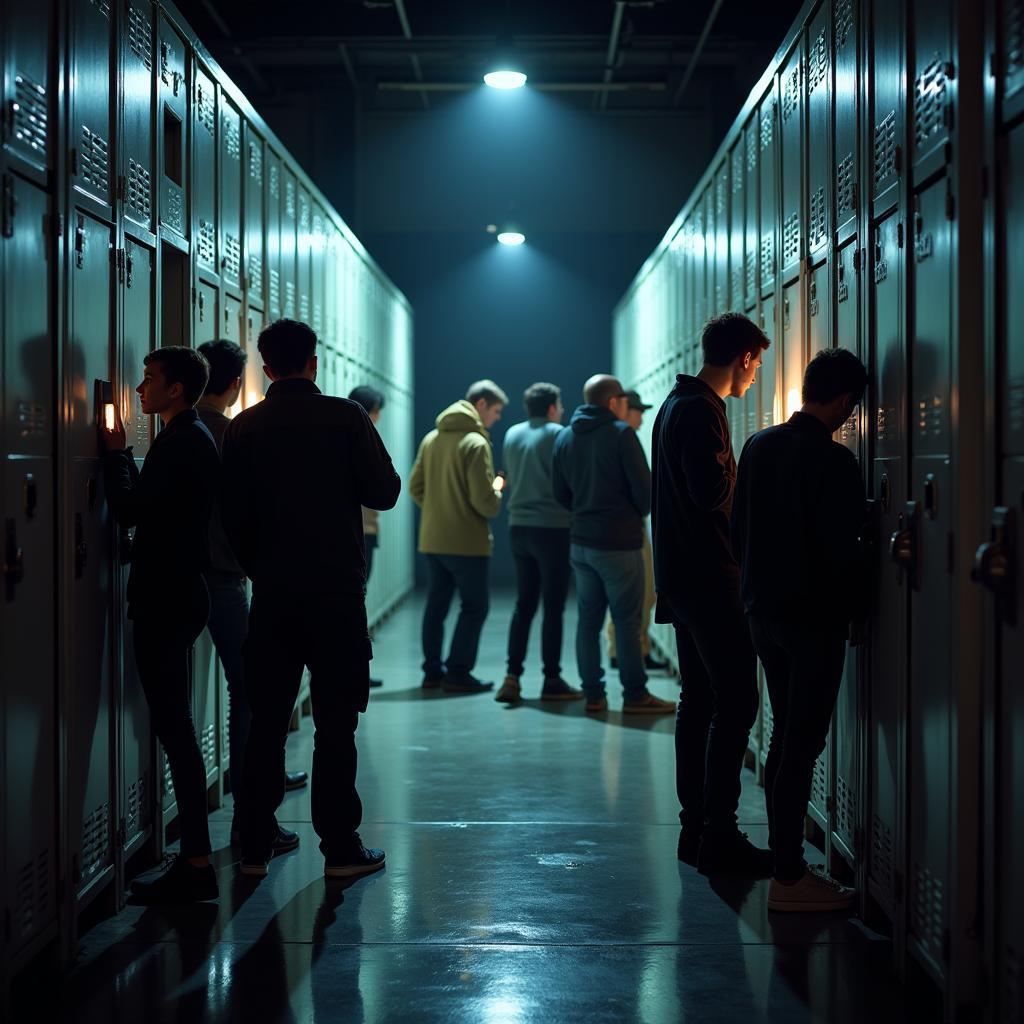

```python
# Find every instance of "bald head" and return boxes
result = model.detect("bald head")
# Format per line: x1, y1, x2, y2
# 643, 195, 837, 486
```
583, 374, 629, 421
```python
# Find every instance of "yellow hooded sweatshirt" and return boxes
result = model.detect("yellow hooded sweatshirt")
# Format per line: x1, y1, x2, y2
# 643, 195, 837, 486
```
409, 400, 502, 556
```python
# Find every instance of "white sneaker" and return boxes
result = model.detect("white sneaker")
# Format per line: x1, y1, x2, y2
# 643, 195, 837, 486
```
767, 866, 856, 913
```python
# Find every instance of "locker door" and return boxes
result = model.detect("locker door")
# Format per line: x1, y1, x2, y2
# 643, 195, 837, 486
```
193, 66, 217, 278
157, 16, 186, 236
71, 0, 114, 209
714, 164, 729, 314
67, 210, 115, 902
758, 295, 778, 431
244, 306, 266, 410
297, 188, 311, 325
781, 279, 804, 423
219, 99, 242, 293
192, 635, 219, 788
730, 142, 745, 310
909, 0, 952, 180
805, 3, 831, 264
312, 206, 326, 336
867, 207, 905, 923
907, 177, 953, 980
702, 189, 714, 319
2, 176, 56, 955
121, 0, 155, 235
869, 0, 903, 214
744, 126, 758, 310
834, 0, 859, 242
265, 151, 281, 320
118, 237, 154, 854
222, 292, 243, 345
244, 127, 265, 310
759, 91, 778, 299
779, 44, 803, 283
193, 279, 218, 347
1000, 0, 1024, 124
693, 205, 707, 331
281, 169, 297, 319
3, 0, 52, 175
808, 260, 832, 358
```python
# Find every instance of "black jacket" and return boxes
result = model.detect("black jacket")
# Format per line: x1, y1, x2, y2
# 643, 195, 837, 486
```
732, 411, 867, 625
651, 375, 738, 621
104, 408, 220, 613
551, 404, 651, 551
220, 378, 401, 595
197, 403, 245, 577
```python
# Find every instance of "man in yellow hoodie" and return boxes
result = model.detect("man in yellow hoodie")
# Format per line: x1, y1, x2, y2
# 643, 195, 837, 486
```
410, 380, 508, 693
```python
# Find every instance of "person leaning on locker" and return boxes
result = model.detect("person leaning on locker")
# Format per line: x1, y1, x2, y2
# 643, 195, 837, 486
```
494, 382, 582, 705
220, 319, 401, 881
409, 380, 507, 694
551, 374, 675, 715
732, 348, 869, 913
651, 312, 773, 876
605, 389, 669, 674
101, 346, 221, 904
196, 339, 309, 858
348, 384, 388, 689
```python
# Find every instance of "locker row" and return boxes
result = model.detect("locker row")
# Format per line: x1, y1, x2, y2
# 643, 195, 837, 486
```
0, 0, 415, 1006
614, 0, 1020, 1019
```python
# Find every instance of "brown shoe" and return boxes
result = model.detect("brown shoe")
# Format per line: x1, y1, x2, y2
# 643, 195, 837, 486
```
622, 691, 676, 714
768, 867, 856, 913
540, 677, 583, 701
585, 696, 608, 713
495, 676, 521, 704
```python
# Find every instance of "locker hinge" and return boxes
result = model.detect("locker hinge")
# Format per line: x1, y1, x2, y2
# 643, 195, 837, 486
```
945, 190, 955, 220
1, 173, 14, 238
116, 246, 126, 283
894, 869, 904, 904
896, 221, 904, 248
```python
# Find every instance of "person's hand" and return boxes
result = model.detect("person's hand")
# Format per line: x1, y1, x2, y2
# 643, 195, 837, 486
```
101, 403, 127, 452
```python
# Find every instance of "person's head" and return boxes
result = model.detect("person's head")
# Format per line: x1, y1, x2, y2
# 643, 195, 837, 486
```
801, 347, 869, 431
523, 382, 563, 423
466, 379, 509, 429
624, 390, 652, 431
198, 339, 246, 405
349, 384, 386, 425
583, 374, 629, 421
137, 346, 209, 417
257, 318, 318, 382
701, 312, 771, 398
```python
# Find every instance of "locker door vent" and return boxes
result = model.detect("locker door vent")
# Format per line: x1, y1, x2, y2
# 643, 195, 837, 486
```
809, 187, 827, 250
284, 178, 296, 219
834, 0, 854, 51
195, 81, 215, 137
197, 219, 216, 267
125, 773, 148, 838
783, 212, 801, 265
127, 5, 153, 71
837, 152, 856, 217
300, 292, 311, 324
249, 252, 264, 291
811, 755, 828, 812
221, 695, 231, 754
89, 0, 111, 18
162, 183, 183, 234
223, 116, 241, 160
284, 280, 296, 318
760, 105, 775, 150
313, 301, 323, 334
268, 267, 280, 310
12, 74, 48, 156
839, 410, 858, 444
783, 61, 801, 122
836, 771, 858, 837
745, 404, 757, 437
914, 58, 951, 153
126, 158, 152, 223
163, 750, 175, 802
79, 125, 110, 194
746, 128, 757, 170
715, 175, 727, 217
745, 250, 756, 297
133, 396, 149, 447
871, 813, 895, 894
911, 861, 945, 961
1005, 944, 1024, 1024
1003, 0, 1024, 92
201, 722, 217, 771
268, 161, 279, 199
760, 236, 775, 283
80, 802, 109, 881
873, 110, 898, 186
17, 400, 47, 440
248, 143, 263, 185
808, 27, 829, 94
876, 402, 898, 444
731, 265, 744, 304
222, 234, 241, 279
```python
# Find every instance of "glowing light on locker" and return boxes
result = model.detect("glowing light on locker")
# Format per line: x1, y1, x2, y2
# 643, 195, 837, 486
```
246, 390, 263, 408
772, 393, 782, 424
786, 387, 801, 419
484, 70, 527, 90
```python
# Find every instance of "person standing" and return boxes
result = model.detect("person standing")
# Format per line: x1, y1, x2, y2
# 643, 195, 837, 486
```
196, 339, 307, 857
221, 319, 401, 880
102, 347, 221, 903
651, 312, 773, 873
552, 374, 675, 715
494, 383, 581, 705
732, 348, 868, 911
409, 380, 507, 694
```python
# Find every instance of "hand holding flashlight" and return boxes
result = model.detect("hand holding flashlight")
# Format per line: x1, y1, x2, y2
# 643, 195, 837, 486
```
101, 400, 127, 452
493, 470, 506, 493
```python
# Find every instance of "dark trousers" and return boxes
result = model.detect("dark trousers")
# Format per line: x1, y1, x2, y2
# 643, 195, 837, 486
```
240, 589, 371, 860
506, 526, 570, 679
749, 616, 847, 880
364, 534, 377, 581
668, 594, 759, 835
131, 581, 211, 858
422, 554, 489, 679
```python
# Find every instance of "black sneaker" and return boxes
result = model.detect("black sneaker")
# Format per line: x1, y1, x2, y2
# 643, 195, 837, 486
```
369, 677, 384, 688
609, 657, 619, 669
677, 828, 703, 866
697, 830, 774, 878
540, 677, 583, 701
422, 675, 443, 689
325, 835, 386, 879
239, 855, 269, 878
285, 770, 308, 791
130, 856, 219, 904
273, 826, 300, 854
644, 653, 670, 672
442, 674, 494, 694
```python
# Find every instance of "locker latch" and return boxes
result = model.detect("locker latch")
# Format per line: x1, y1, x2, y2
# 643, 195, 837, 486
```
74, 216, 88, 269
3, 519, 24, 600
972, 506, 1016, 624
889, 500, 919, 587
1, 173, 14, 238
23, 473, 37, 520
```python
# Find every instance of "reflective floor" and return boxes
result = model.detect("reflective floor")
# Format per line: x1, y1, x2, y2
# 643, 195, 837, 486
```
54, 592, 907, 1023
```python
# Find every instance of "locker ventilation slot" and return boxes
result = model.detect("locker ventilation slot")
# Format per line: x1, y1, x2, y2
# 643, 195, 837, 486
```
731, 151, 743, 193
835, 0, 854, 51
224, 117, 241, 160
914, 58, 950, 152
268, 162, 279, 198
715, 176, 727, 217
89, 0, 111, 17
809, 187, 827, 249
871, 813, 895, 895
839, 411, 857, 444
313, 302, 323, 334
808, 28, 829, 93
876, 403, 897, 443
760, 236, 775, 284
201, 722, 217, 771
731, 265, 744, 303
746, 129, 757, 171
300, 294, 311, 323
285, 280, 296, 317
837, 152, 855, 216
163, 182, 183, 234
916, 395, 945, 439
196, 82, 215, 137
163, 751, 175, 803
198, 219, 216, 267
12, 74, 48, 155
249, 252, 264, 289
249, 143, 263, 184
1004, 0, 1024, 89
81, 803, 109, 881
285, 179, 296, 219
760, 105, 775, 150
127, 158, 152, 222
911, 863, 944, 961
811, 755, 828, 811
836, 771, 857, 837
782, 62, 801, 122
79, 125, 109, 194
745, 250, 756, 297
873, 110, 898, 185
134, 397, 150, 447
223, 234, 241, 279
128, 6, 152, 70
782, 213, 800, 265
268, 268, 281, 310
125, 774, 147, 838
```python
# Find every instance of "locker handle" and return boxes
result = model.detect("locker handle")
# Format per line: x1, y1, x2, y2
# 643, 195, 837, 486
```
972, 506, 1015, 615
3, 519, 24, 600
23, 473, 37, 519
889, 501, 919, 580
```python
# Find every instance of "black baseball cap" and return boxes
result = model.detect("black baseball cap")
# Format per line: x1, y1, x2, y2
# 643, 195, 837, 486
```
625, 390, 652, 411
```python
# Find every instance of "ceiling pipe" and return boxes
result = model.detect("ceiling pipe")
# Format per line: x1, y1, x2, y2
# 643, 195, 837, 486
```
671, 0, 727, 107
597, 2, 626, 111
392, 0, 429, 110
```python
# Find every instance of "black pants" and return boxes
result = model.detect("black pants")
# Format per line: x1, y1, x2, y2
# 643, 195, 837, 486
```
364, 534, 377, 581
422, 554, 489, 679
240, 589, 371, 860
668, 594, 759, 835
131, 581, 212, 859
749, 616, 847, 880
506, 526, 571, 679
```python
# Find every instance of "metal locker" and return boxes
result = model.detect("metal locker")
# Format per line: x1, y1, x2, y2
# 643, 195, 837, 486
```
867, 206, 906, 924
729, 143, 744, 310
759, 90, 778, 299
3, 0, 52, 176
311, 205, 326, 336
780, 43, 804, 283
244, 305, 266, 409
869, 0, 903, 214
193, 278, 218, 346
906, 177, 954, 981
692, 205, 707, 332
808, 259, 832, 357
806, 2, 831, 264
1000, 0, 1024, 124
758, 295, 778, 430
71, 0, 114, 210
280, 167, 297, 319
121, 0, 155, 236
219, 98, 242, 293
2, 175, 56, 957
157, 15, 186, 237
833, 0, 859, 242
713, 163, 729, 314
265, 149, 281, 320
781, 278, 804, 422
297, 188, 311, 325
193, 64, 217, 278
192, 635, 219, 786
703, 188, 715, 319
244, 125, 264, 309
66, 210, 115, 904
222, 292, 242, 344
909, 0, 952, 180
744, 123, 758, 311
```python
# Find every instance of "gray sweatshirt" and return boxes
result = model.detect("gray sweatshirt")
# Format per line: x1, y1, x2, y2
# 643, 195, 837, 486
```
502, 418, 571, 529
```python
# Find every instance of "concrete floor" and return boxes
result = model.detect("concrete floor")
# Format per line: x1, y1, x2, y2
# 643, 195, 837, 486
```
54, 591, 908, 1023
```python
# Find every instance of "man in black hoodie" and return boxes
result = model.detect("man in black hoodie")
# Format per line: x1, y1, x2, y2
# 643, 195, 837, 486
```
552, 374, 675, 715
651, 313, 772, 874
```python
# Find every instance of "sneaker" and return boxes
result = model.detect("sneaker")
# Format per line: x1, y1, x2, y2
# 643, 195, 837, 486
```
369, 677, 384, 689
239, 856, 269, 878
585, 695, 608, 713
442, 674, 494, 694
622, 691, 676, 714
768, 866, 857, 913
677, 827, 703, 866
697, 830, 774, 877
130, 856, 219, 904
273, 826, 300, 855
495, 676, 521, 704
325, 834, 386, 879
422, 675, 443, 689
540, 677, 583, 701
644, 653, 670, 672
285, 770, 308, 791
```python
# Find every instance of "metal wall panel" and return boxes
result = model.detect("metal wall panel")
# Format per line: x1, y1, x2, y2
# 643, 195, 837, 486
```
219, 99, 242, 293
71, 0, 114, 210
780, 44, 804, 282
192, 65, 217, 277
244, 126, 264, 309
833, 0, 859, 241
806, 2, 831, 264
2, 0, 52, 175
156, 16, 186, 237
759, 90, 778, 298
121, 0, 155, 235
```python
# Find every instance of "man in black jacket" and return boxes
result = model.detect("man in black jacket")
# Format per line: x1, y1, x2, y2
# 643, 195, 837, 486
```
221, 319, 401, 880
552, 374, 675, 715
651, 312, 772, 874
732, 348, 867, 912
102, 346, 221, 903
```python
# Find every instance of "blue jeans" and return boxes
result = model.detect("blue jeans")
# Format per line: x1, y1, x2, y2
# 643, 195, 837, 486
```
422, 554, 490, 679
570, 544, 647, 701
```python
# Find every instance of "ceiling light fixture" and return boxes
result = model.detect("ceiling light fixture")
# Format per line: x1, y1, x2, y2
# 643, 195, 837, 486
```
496, 230, 526, 246
484, 69, 527, 90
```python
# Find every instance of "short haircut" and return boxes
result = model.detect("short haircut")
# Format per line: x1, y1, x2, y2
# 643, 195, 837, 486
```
583, 374, 623, 407
701, 312, 771, 367
257, 318, 317, 377
466, 379, 509, 407
523, 382, 561, 418
144, 346, 209, 407
198, 339, 247, 396
802, 347, 869, 405
349, 384, 385, 414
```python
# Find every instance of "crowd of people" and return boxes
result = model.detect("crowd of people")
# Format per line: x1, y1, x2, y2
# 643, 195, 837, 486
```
100, 311, 869, 917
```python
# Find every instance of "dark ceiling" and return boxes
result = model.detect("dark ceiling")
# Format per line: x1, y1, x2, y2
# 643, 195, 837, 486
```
174, 0, 805, 115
